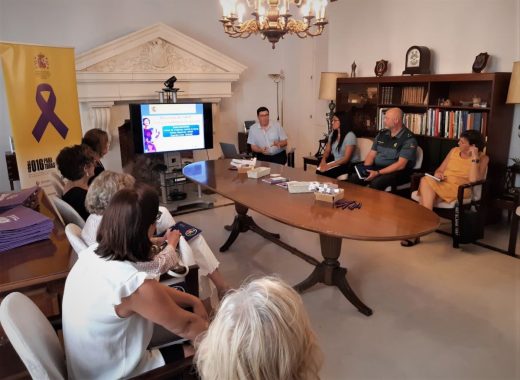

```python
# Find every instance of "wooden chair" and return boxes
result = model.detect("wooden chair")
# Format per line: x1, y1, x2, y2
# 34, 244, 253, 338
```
287, 147, 295, 168
410, 173, 487, 248
507, 201, 519, 257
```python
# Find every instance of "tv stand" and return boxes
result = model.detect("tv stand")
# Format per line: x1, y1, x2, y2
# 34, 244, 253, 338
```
160, 179, 214, 215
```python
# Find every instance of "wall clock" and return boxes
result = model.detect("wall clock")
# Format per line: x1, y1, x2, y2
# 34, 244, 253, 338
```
402, 46, 431, 75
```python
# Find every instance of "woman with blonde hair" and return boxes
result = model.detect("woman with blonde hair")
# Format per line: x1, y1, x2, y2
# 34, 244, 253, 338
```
81, 170, 231, 302
195, 276, 322, 380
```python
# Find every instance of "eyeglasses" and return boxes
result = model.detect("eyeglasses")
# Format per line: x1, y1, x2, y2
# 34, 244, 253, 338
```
155, 211, 162, 221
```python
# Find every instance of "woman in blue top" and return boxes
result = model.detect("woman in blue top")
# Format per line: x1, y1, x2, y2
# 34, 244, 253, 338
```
317, 111, 360, 179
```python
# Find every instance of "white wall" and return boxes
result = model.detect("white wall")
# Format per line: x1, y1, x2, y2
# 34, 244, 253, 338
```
328, 0, 520, 170
0, 0, 519, 191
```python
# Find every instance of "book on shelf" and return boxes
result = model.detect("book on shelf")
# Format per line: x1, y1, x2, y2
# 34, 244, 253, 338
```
422, 109, 488, 139
401, 86, 425, 105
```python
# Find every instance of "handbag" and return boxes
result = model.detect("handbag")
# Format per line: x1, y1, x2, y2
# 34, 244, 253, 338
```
455, 204, 484, 244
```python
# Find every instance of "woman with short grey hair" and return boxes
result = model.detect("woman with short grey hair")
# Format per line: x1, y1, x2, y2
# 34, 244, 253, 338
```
81, 170, 231, 302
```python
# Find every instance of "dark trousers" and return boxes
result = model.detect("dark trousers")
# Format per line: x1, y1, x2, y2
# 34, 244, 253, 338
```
256, 150, 288, 165
315, 156, 356, 179
348, 166, 413, 191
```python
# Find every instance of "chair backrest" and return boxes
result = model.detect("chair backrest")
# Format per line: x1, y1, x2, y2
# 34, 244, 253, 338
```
470, 177, 487, 202
0, 292, 67, 380
287, 147, 295, 168
50, 172, 65, 187
414, 146, 424, 170
243, 120, 255, 132
65, 223, 88, 254
357, 138, 373, 161
50, 195, 86, 228
50, 172, 65, 198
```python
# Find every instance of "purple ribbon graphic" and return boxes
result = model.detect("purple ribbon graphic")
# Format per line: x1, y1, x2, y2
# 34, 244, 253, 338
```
32, 83, 69, 142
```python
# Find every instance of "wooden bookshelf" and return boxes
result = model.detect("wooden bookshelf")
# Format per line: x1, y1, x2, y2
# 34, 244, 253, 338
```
336, 73, 514, 201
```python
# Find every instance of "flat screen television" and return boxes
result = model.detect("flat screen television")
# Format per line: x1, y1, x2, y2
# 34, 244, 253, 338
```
129, 103, 213, 154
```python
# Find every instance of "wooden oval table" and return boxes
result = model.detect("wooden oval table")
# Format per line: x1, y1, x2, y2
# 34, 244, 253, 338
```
183, 160, 440, 316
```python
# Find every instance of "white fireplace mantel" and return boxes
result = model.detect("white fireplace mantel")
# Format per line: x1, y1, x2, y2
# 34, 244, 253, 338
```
75, 22, 247, 131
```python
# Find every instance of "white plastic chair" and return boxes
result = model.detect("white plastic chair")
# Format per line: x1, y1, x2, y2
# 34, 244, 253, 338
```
0, 292, 67, 380
50, 195, 85, 228
65, 223, 88, 255
0, 293, 193, 379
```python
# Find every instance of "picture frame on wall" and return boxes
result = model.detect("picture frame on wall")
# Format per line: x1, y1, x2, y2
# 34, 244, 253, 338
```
472, 52, 489, 73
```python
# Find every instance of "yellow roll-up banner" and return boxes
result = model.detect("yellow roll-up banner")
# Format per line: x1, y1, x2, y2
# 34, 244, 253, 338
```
0, 42, 82, 189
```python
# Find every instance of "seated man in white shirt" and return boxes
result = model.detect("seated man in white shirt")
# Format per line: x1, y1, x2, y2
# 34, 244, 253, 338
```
247, 106, 288, 165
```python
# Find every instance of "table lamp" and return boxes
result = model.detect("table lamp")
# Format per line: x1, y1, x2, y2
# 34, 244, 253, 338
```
319, 72, 348, 135
507, 61, 520, 104
507, 61, 520, 140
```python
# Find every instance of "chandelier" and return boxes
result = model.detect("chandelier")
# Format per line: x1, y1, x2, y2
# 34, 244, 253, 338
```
219, 0, 334, 49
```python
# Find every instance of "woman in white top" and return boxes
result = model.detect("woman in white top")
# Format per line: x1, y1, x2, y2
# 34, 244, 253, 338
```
63, 184, 208, 379
317, 111, 360, 179
81, 171, 231, 301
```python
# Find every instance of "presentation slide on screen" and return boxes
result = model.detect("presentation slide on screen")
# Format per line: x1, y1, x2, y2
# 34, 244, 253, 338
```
140, 104, 205, 153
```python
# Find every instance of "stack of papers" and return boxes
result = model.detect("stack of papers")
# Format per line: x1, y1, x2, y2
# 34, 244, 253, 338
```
0, 186, 39, 213
262, 176, 288, 185
0, 205, 54, 252
230, 157, 257, 170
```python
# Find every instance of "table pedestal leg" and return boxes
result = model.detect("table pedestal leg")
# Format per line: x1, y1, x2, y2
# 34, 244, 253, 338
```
220, 203, 280, 252
294, 234, 373, 316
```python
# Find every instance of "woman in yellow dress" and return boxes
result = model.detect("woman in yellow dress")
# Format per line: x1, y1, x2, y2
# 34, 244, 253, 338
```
401, 130, 489, 247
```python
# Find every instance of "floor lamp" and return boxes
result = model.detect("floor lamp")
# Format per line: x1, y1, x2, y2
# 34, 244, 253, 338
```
268, 71, 285, 125
316, 72, 348, 157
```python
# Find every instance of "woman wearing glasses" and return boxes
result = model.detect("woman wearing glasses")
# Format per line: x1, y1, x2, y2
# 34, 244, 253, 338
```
316, 111, 360, 179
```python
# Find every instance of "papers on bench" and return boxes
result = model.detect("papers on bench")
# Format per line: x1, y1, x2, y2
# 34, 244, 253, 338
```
0, 205, 54, 252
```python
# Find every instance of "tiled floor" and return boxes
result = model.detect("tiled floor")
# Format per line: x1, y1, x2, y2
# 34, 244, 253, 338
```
180, 205, 519, 380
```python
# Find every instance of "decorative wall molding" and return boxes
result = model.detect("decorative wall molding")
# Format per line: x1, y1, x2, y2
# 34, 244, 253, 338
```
87, 101, 114, 134
75, 22, 247, 105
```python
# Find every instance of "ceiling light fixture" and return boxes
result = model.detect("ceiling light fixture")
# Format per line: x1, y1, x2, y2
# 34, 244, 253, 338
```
219, 0, 336, 49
